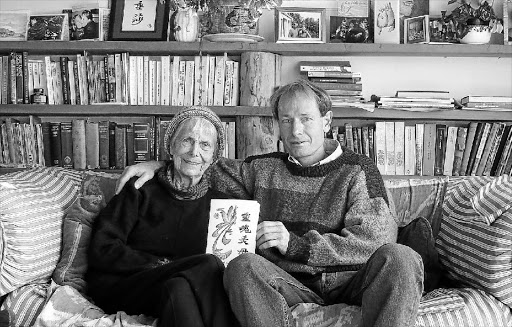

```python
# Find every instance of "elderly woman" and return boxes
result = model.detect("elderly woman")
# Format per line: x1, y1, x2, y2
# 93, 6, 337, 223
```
86, 106, 238, 327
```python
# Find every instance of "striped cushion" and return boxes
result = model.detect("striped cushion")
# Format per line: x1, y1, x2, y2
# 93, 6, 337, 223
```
0, 167, 81, 296
471, 175, 512, 225
0, 283, 49, 327
436, 176, 512, 308
415, 288, 512, 327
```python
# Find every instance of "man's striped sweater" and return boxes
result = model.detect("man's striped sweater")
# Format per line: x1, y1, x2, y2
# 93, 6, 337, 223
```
210, 145, 398, 277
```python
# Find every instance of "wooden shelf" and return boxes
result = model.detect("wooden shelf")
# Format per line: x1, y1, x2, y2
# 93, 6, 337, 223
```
2, 105, 511, 121
0, 41, 510, 57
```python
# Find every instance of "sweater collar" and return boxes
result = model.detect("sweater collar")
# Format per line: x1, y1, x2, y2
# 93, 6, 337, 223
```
287, 139, 342, 167
157, 161, 210, 200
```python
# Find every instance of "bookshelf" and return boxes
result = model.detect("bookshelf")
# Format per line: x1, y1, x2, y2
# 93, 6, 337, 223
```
1, 41, 512, 176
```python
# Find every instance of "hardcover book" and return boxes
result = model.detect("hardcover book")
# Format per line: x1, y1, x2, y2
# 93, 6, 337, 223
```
422, 123, 436, 176
375, 121, 386, 174
404, 125, 415, 175
205, 199, 260, 266
299, 61, 351, 72
394, 122, 405, 175
443, 126, 457, 176
434, 124, 446, 176
460, 122, 479, 176
385, 121, 395, 175
49, 122, 62, 166
475, 123, 501, 176
86, 121, 100, 169
71, 119, 86, 170
482, 123, 505, 176
60, 121, 73, 169
452, 127, 467, 176
491, 125, 511, 176
469, 123, 491, 176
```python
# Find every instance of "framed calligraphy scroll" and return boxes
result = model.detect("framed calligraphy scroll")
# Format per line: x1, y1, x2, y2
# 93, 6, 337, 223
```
206, 199, 260, 266
110, 0, 170, 41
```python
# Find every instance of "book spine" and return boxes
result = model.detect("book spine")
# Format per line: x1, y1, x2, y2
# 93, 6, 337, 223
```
85, 121, 100, 169
404, 125, 415, 175
156, 60, 162, 105
375, 122, 386, 175
107, 54, 116, 102
126, 124, 135, 166
171, 56, 180, 105
231, 61, 239, 106
49, 122, 62, 166
22, 52, 29, 103
434, 125, 447, 176
1, 56, 8, 104
476, 122, 500, 176
443, 126, 458, 176
71, 119, 86, 169
310, 82, 362, 90
133, 122, 150, 163
224, 60, 234, 106
460, 122, 479, 176
492, 126, 511, 176
114, 53, 123, 103
143, 56, 149, 105
452, 127, 467, 176
60, 57, 70, 104
73, 60, 80, 105
34, 123, 44, 166
207, 56, 216, 106
422, 123, 436, 176
483, 123, 505, 176
148, 59, 156, 106
469, 123, 491, 176
213, 55, 226, 106
368, 126, 375, 164
385, 121, 395, 175
362, 126, 370, 158
109, 122, 117, 169
415, 124, 424, 175
115, 124, 127, 169
160, 56, 170, 105
137, 56, 144, 105
67, 60, 76, 105
15, 53, 24, 104
184, 60, 195, 106
10, 52, 17, 104
344, 123, 354, 152
98, 121, 110, 169
394, 122, 405, 175
41, 122, 52, 166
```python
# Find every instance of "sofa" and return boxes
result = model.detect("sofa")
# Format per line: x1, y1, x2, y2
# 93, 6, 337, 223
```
0, 166, 511, 327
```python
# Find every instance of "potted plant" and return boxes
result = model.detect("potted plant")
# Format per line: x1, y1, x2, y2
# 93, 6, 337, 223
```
444, 0, 497, 43
171, 0, 282, 37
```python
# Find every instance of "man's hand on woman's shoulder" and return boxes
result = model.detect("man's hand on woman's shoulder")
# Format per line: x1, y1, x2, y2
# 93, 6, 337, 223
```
115, 161, 165, 194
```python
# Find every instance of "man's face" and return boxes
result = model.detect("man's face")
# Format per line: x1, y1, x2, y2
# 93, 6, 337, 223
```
277, 93, 332, 167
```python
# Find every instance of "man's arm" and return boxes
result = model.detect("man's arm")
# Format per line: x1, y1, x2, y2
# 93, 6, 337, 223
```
115, 161, 165, 194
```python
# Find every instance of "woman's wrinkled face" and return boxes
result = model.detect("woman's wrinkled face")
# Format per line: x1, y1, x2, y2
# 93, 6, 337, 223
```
170, 118, 217, 187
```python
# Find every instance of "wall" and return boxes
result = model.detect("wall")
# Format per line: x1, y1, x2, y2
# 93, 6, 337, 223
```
1, 0, 511, 100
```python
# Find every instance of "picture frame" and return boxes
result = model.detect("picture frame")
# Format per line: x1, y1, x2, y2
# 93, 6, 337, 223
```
428, 16, 458, 43
109, 0, 170, 41
404, 15, 430, 44
0, 11, 30, 41
505, 0, 512, 45
275, 7, 326, 43
28, 14, 69, 41
330, 16, 372, 43
374, 0, 400, 44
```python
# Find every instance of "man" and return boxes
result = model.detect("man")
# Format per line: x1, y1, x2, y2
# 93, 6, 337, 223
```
116, 79, 424, 327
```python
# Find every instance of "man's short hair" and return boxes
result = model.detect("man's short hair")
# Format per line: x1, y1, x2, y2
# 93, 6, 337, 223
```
270, 79, 332, 119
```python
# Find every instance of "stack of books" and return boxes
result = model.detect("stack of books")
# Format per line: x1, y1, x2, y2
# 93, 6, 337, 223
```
299, 60, 364, 105
461, 95, 512, 111
377, 90, 456, 112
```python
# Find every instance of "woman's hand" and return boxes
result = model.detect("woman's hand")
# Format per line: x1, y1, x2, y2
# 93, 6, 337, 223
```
115, 161, 165, 194
256, 221, 290, 255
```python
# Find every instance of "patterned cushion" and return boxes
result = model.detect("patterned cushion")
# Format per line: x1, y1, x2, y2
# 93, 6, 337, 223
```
0, 283, 50, 327
52, 171, 118, 295
471, 175, 512, 225
52, 195, 106, 295
436, 176, 512, 308
0, 167, 81, 296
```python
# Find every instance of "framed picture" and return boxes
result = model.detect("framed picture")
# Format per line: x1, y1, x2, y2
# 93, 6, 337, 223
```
404, 15, 430, 44
505, 0, 512, 45
28, 14, 69, 41
429, 16, 458, 43
275, 7, 326, 43
0, 11, 30, 41
110, 0, 170, 41
330, 16, 372, 43
374, 0, 400, 44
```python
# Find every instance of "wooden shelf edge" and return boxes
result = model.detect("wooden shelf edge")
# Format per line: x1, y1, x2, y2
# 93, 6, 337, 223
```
0, 41, 510, 58
2, 105, 511, 121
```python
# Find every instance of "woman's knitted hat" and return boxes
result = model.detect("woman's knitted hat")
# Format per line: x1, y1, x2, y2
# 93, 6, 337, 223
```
164, 106, 225, 160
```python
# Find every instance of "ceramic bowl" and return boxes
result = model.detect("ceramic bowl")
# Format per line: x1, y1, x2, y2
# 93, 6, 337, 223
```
460, 25, 492, 44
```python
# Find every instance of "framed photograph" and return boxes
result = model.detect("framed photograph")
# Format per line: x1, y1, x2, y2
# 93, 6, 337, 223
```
110, 0, 170, 41
404, 15, 430, 44
0, 11, 30, 41
330, 16, 372, 43
429, 16, 458, 43
505, 0, 512, 45
275, 7, 326, 43
28, 14, 69, 41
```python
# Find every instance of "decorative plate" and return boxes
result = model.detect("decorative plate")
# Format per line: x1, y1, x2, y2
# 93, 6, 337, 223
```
202, 33, 264, 43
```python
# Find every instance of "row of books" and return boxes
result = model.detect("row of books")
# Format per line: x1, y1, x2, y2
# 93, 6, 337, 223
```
0, 52, 239, 107
0, 116, 239, 170
330, 121, 512, 177
460, 95, 512, 112
377, 90, 456, 112
298, 60, 364, 104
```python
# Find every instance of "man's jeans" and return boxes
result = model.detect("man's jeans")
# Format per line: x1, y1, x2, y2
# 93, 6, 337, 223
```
224, 243, 424, 327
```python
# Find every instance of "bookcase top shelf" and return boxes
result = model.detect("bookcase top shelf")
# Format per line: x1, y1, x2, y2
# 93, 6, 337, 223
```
0, 41, 511, 58
2, 105, 510, 121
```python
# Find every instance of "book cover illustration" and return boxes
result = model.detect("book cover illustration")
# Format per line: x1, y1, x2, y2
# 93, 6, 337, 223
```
28, 14, 69, 41
206, 199, 260, 266
374, 0, 400, 44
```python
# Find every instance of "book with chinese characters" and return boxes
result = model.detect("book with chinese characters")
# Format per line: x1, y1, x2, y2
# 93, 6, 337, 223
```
205, 199, 260, 266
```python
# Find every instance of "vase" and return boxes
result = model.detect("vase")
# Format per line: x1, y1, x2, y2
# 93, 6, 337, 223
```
206, 4, 260, 35
172, 7, 199, 42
